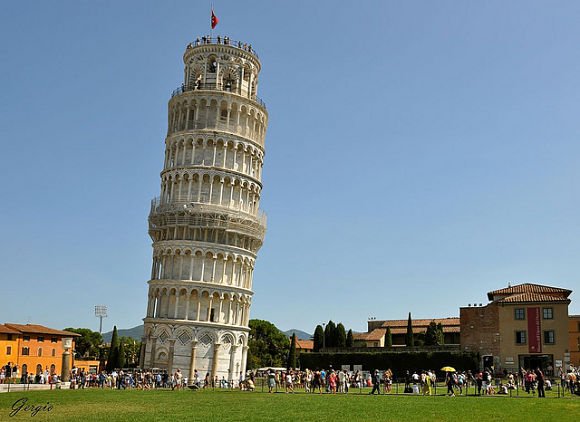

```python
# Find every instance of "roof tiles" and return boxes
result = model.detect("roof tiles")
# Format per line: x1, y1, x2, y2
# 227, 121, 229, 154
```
487, 283, 572, 301
4, 324, 80, 337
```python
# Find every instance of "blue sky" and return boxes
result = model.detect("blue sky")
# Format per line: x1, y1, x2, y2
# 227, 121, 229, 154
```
1, 1, 579, 334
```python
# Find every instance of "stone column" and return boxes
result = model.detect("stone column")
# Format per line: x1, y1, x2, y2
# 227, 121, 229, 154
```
188, 341, 198, 385
148, 337, 158, 368
207, 296, 213, 321
167, 339, 176, 373
217, 297, 223, 323
138, 338, 146, 368
219, 180, 224, 205
60, 338, 73, 382
184, 293, 190, 320
208, 177, 214, 204
173, 294, 180, 319
228, 345, 238, 386
211, 343, 221, 380
187, 176, 193, 201
240, 345, 249, 380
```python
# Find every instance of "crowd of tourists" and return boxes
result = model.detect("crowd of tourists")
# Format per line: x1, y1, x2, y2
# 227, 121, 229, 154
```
260, 368, 399, 394
3, 360, 579, 398
256, 366, 580, 397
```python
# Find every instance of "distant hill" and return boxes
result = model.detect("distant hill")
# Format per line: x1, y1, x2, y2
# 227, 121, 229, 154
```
103, 325, 144, 342
102, 325, 311, 342
283, 329, 312, 340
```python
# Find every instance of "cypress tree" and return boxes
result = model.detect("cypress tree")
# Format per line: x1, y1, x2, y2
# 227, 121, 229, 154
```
385, 326, 393, 348
287, 334, 297, 369
313, 325, 324, 352
328, 321, 337, 347
346, 329, 354, 348
118, 339, 126, 369
106, 326, 119, 371
324, 321, 335, 348
405, 313, 414, 347
336, 323, 347, 348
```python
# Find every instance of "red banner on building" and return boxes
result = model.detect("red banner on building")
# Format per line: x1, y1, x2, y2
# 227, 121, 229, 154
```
527, 307, 542, 353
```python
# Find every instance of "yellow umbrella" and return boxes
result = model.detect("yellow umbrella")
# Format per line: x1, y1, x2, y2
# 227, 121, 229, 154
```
441, 366, 456, 372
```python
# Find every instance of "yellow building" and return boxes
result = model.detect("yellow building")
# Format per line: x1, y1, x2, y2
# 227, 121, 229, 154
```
0, 324, 21, 375
461, 283, 572, 375
0, 323, 79, 379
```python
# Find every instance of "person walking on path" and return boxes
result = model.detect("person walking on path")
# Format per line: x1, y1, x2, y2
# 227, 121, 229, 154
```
446, 371, 456, 397
535, 368, 545, 398
369, 370, 381, 395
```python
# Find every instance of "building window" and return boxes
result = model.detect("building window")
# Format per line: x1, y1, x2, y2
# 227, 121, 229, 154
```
23, 335, 30, 341
515, 331, 527, 345
514, 308, 525, 320
37, 336, 44, 342
7, 334, 12, 341
52, 349, 56, 357
51, 337, 58, 343
6, 346, 11, 355
22, 347, 30, 356
544, 330, 555, 345
38, 348, 43, 357
542, 308, 553, 320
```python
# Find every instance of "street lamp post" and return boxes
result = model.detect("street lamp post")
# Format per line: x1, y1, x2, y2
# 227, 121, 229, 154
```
95, 305, 108, 334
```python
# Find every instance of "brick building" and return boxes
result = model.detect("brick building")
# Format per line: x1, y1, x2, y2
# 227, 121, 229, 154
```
460, 283, 572, 375
570, 315, 580, 367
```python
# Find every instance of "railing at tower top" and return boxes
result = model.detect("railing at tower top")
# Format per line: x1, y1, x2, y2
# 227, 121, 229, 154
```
171, 83, 267, 109
149, 197, 267, 229
186, 36, 258, 59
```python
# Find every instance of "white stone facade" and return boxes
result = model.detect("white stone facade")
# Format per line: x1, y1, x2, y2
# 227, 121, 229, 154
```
140, 37, 267, 385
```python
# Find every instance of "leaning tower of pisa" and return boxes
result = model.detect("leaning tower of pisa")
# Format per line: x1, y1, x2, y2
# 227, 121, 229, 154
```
140, 36, 267, 385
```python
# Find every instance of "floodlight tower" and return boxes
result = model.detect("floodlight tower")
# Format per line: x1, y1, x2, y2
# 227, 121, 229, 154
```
141, 36, 268, 386
94, 305, 108, 334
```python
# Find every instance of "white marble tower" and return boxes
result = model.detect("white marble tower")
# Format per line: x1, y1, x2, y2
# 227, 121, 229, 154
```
140, 36, 267, 385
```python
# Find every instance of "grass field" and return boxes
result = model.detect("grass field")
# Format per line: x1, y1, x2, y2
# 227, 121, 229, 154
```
0, 387, 578, 421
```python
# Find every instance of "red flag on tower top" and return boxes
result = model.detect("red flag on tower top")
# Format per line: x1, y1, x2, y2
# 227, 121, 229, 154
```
211, 9, 219, 29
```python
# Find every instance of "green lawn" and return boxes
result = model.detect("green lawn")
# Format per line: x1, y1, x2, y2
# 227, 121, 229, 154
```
0, 387, 578, 421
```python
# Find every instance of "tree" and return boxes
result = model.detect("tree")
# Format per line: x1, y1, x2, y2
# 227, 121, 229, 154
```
118, 337, 140, 367
313, 325, 324, 352
324, 321, 336, 347
336, 323, 347, 348
346, 329, 354, 348
405, 313, 414, 347
287, 334, 297, 369
385, 326, 392, 348
118, 340, 126, 369
425, 321, 439, 346
105, 326, 120, 371
436, 323, 445, 345
63, 328, 103, 359
247, 319, 289, 369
